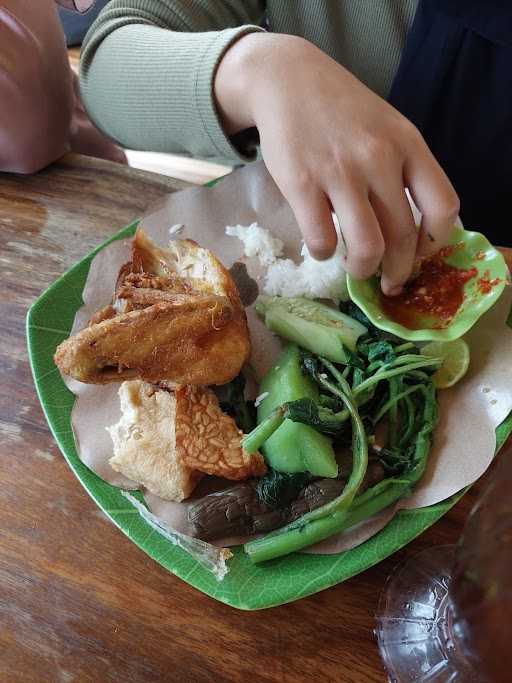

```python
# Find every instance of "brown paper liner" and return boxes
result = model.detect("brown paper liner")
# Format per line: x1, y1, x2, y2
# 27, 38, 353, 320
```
66, 162, 512, 554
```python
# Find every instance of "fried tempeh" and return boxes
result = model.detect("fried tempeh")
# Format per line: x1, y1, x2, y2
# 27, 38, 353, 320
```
175, 385, 266, 480
107, 380, 266, 502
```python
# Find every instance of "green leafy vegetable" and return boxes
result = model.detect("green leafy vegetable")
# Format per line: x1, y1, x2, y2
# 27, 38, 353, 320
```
343, 301, 373, 330
218, 374, 255, 433
255, 470, 311, 509
254, 345, 338, 478
366, 340, 396, 364
239, 297, 442, 563
245, 383, 437, 563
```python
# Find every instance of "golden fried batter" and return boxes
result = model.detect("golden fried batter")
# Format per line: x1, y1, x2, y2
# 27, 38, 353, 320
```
120, 271, 195, 295
116, 287, 211, 308
88, 304, 117, 326
54, 230, 251, 385
55, 296, 237, 384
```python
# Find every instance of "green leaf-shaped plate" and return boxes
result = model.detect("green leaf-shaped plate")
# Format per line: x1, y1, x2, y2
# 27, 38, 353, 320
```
26, 222, 512, 610
347, 227, 507, 341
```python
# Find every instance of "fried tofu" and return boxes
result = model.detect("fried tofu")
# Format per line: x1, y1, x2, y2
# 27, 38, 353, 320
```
108, 380, 203, 502
107, 380, 266, 502
54, 230, 251, 385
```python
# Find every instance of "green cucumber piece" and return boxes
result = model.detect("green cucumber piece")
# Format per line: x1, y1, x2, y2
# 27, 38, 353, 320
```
257, 296, 366, 360
257, 345, 338, 478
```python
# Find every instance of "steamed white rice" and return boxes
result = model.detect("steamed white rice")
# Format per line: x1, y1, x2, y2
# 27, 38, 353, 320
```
225, 223, 284, 266
225, 221, 348, 303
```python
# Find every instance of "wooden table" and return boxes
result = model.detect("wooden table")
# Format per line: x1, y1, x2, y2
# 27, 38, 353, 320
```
1, 155, 511, 683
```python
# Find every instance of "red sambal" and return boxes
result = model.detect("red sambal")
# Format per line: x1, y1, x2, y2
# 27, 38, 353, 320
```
476, 269, 501, 295
380, 244, 477, 330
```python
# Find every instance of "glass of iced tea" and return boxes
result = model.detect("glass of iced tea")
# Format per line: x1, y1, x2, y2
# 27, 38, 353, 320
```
375, 443, 512, 682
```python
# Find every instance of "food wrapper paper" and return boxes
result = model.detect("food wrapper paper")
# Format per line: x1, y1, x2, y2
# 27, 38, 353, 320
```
65, 162, 512, 563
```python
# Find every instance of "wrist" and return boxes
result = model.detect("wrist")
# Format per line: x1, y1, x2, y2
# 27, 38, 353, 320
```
215, 33, 309, 135
214, 33, 262, 135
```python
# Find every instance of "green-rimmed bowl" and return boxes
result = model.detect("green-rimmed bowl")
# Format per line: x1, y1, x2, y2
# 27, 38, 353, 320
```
347, 227, 507, 341
26, 221, 512, 610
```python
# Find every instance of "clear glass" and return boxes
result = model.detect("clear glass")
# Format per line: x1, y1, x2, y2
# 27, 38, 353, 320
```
375, 445, 512, 683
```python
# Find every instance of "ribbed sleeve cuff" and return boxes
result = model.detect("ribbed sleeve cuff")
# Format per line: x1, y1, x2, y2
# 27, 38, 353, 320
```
81, 18, 264, 161
194, 25, 264, 163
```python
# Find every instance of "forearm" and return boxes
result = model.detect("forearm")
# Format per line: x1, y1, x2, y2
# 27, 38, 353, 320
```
80, 0, 265, 160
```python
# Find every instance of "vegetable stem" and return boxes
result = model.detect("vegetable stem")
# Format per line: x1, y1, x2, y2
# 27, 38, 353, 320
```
244, 385, 437, 562
242, 407, 285, 454
245, 358, 369, 560
353, 357, 441, 397
373, 384, 422, 425
394, 342, 416, 353
245, 370, 438, 563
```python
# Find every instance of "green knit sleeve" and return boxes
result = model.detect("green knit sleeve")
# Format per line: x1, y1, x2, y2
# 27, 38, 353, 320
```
80, 0, 266, 161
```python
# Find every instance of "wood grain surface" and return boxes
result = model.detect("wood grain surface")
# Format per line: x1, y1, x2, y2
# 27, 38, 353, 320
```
1, 154, 511, 683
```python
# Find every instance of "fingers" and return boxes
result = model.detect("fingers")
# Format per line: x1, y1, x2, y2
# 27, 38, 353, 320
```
287, 188, 338, 260
282, 125, 458, 291
370, 183, 418, 296
403, 140, 460, 256
329, 182, 385, 279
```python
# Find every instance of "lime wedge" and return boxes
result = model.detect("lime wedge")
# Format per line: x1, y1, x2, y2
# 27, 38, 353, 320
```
422, 339, 470, 389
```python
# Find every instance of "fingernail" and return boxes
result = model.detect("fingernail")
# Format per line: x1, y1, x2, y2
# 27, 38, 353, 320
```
387, 285, 403, 297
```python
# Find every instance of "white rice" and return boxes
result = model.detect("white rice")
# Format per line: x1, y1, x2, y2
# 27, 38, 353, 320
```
225, 223, 284, 266
264, 241, 348, 303
226, 221, 348, 303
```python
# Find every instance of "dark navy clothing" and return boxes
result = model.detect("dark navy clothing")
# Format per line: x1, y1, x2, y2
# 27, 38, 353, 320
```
388, 0, 512, 246
58, 0, 110, 46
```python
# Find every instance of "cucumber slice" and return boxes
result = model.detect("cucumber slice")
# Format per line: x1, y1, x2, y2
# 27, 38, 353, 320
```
262, 421, 338, 477
257, 296, 367, 361
258, 345, 338, 478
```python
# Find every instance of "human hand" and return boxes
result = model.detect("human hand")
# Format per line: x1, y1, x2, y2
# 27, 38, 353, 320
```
215, 34, 459, 295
